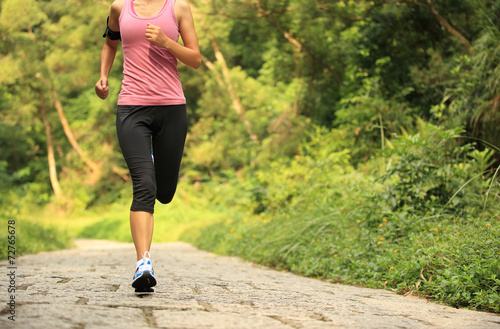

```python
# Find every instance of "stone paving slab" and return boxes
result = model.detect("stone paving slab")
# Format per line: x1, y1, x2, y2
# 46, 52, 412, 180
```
1, 239, 499, 328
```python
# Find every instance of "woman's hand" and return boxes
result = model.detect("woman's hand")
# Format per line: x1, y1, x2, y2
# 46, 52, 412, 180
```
145, 23, 170, 48
95, 77, 109, 100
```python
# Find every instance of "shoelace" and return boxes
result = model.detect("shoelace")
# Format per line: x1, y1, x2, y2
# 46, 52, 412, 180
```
139, 251, 153, 272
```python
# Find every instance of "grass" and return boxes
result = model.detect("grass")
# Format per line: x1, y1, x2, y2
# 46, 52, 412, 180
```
183, 189, 500, 312
0, 215, 73, 260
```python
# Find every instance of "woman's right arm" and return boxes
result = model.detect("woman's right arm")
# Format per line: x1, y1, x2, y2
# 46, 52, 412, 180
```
95, 0, 123, 100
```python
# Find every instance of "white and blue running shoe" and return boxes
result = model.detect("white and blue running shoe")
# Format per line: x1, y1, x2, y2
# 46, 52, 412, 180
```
132, 252, 157, 292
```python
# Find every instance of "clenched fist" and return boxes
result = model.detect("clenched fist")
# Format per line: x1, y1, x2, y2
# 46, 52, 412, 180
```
145, 23, 170, 48
95, 77, 109, 100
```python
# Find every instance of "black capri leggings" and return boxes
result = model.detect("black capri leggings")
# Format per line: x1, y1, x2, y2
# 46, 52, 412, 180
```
116, 105, 187, 214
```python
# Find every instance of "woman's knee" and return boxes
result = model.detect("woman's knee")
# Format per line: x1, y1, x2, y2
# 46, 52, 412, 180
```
131, 175, 157, 210
156, 186, 176, 204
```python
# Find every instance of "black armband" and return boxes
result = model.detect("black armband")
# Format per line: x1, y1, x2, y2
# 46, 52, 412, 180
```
103, 16, 121, 40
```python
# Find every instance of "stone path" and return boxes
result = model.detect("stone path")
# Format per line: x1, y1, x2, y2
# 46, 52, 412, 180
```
1, 239, 499, 329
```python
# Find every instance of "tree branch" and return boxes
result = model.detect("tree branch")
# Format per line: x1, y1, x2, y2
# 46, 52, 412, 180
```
424, 0, 474, 54
255, 0, 341, 83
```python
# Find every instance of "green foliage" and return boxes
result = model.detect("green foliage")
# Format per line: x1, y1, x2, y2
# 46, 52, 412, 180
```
440, 27, 500, 150
379, 122, 492, 215
335, 57, 417, 163
0, 213, 72, 261
185, 125, 500, 312
250, 126, 359, 215
0, 0, 46, 33
79, 217, 131, 242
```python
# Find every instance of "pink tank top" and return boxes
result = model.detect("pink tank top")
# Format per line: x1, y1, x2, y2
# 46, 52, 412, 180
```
118, 0, 186, 105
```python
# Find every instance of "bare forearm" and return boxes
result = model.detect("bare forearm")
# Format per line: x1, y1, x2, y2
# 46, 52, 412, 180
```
164, 39, 201, 69
145, 0, 200, 69
100, 42, 118, 78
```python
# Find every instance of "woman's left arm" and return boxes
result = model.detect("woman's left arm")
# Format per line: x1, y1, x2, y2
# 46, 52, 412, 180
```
145, 0, 201, 69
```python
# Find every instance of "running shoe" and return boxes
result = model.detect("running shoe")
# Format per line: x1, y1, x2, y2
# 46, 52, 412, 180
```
132, 253, 157, 292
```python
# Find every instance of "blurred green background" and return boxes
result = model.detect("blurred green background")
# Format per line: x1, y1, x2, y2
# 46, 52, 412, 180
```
0, 0, 499, 312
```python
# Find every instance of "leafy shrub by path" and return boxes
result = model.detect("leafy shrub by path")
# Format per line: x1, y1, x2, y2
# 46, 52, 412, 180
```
184, 124, 500, 313
188, 208, 499, 312
379, 121, 496, 216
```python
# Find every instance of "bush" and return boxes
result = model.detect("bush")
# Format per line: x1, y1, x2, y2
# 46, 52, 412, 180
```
379, 121, 496, 216
185, 124, 500, 313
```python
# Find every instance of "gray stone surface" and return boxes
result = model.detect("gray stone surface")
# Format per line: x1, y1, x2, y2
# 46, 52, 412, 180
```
1, 239, 499, 328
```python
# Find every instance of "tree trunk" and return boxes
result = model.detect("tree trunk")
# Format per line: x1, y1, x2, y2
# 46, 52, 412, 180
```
192, 8, 259, 142
40, 95, 63, 200
50, 85, 102, 180
36, 73, 102, 184
424, 0, 474, 54
210, 39, 259, 142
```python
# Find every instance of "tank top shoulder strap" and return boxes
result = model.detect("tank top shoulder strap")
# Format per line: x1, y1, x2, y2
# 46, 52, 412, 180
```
119, 0, 132, 22
167, 0, 179, 30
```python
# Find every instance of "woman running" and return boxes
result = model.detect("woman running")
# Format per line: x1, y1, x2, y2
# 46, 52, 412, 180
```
95, 0, 200, 292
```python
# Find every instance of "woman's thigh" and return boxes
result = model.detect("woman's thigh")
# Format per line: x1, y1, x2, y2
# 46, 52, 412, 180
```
152, 104, 188, 204
116, 106, 156, 212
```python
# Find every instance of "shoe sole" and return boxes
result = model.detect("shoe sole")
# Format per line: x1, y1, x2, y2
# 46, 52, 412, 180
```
135, 286, 154, 293
132, 271, 157, 290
